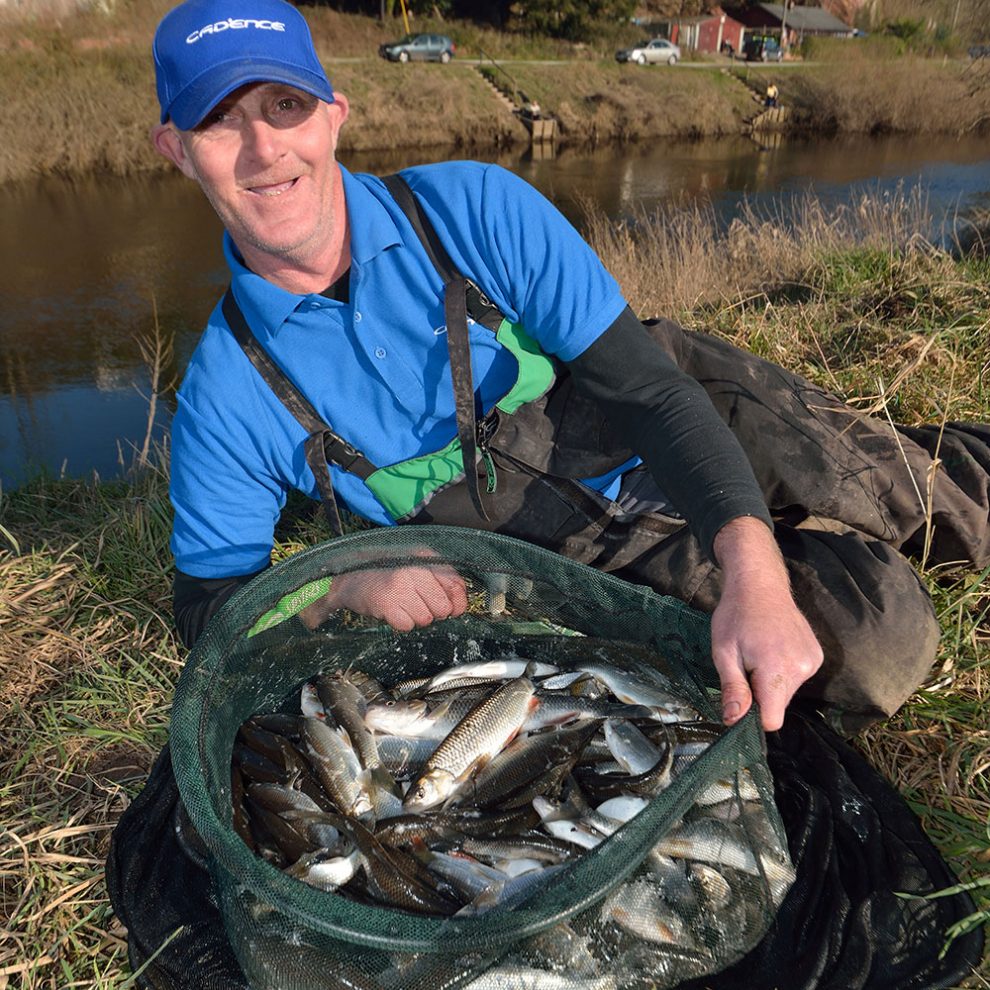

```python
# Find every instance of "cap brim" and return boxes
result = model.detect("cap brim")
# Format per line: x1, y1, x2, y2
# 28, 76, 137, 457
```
165, 59, 334, 129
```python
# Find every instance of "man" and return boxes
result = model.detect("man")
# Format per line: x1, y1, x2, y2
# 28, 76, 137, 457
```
765, 81, 779, 108
152, 0, 989, 734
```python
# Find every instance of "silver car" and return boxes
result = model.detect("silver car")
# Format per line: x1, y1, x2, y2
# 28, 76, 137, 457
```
616, 38, 681, 66
379, 34, 456, 63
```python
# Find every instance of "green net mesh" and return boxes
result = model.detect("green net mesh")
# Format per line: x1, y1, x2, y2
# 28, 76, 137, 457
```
170, 526, 794, 990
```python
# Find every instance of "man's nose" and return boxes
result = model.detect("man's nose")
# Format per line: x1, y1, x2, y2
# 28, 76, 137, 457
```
242, 116, 283, 163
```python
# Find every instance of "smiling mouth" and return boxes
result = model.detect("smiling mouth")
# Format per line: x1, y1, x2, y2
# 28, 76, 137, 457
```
248, 177, 299, 197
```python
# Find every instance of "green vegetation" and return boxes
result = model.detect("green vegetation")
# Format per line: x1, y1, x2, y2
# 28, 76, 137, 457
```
506, 0, 635, 42
1, 188, 988, 986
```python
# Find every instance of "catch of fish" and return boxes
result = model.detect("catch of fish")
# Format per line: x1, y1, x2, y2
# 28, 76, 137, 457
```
231, 646, 795, 987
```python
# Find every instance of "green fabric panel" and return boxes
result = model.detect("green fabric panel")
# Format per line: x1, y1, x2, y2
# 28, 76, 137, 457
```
366, 435, 467, 521
365, 320, 556, 519
493, 320, 556, 414
247, 576, 333, 637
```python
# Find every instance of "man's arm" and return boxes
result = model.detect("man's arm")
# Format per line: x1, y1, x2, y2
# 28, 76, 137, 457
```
565, 307, 771, 559
566, 307, 823, 729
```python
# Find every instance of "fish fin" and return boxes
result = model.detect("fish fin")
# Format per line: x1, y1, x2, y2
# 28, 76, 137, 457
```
369, 765, 400, 796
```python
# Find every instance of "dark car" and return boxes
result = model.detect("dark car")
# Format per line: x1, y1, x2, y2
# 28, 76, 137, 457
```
743, 36, 783, 62
378, 34, 455, 63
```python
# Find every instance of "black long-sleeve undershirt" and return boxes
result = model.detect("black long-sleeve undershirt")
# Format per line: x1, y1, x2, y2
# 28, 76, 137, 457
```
173, 567, 266, 649
564, 306, 772, 561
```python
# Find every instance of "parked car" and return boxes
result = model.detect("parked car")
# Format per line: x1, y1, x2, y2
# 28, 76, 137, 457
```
378, 34, 455, 63
615, 38, 681, 66
743, 36, 783, 62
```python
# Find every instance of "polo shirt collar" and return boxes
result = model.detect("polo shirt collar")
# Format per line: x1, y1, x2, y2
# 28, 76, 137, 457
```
222, 165, 402, 340
341, 165, 402, 267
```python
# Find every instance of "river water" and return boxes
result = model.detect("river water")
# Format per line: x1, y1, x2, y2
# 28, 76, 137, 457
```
2, 132, 989, 487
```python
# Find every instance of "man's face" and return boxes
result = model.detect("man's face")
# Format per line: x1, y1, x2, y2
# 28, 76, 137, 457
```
154, 82, 349, 276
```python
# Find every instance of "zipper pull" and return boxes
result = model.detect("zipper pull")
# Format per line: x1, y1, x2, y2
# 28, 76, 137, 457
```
482, 450, 497, 494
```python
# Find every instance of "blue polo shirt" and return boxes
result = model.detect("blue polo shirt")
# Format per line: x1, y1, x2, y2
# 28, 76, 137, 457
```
170, 162, 630, 578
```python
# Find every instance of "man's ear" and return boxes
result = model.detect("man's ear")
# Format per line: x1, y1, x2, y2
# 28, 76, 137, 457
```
327, 92, 350, 143
152, 123, 197, 180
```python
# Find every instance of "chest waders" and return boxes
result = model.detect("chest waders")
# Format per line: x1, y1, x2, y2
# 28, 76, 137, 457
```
222, 174, 640, 554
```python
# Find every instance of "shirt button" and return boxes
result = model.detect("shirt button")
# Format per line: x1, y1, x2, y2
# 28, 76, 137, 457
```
309, 301, 321, 309
354, 311, 363, 323
374, 347, 387, 359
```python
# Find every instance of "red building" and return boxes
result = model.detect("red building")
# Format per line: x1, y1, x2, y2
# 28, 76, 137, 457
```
662, 7, 747, 55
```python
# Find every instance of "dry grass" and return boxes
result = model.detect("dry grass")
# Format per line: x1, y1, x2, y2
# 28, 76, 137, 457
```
489, 62, 756, 144
775, 58, 990, 136
331, 63, 530, 153
1, 191, 989, 986
0, 463, 177, 988
587, 186, 990, 422
586, 185, 938, 321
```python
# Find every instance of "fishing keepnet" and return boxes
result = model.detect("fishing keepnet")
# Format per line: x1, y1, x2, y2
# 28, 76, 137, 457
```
169, 526, 793, 990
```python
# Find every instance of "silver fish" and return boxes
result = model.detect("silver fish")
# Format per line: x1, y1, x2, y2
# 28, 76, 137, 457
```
463, 963, 617, 990
461, 832, 576, 866
300, 717, 374, 821
300, 682, 325, 720
317, 671, 381, 770
575, 662, 700, 721
693, 769, 761, 806
456, 719, 600, 810
364, 696, 476, 740
688, 862, 733, 911
286, 848, 361, 891
601, 876, 699, 949
594, 794, 649, 825
654, 818, 795, 903
533, 814, 603, 851
404, 675, 538, 813
603, 718, 662, 774
525, 695, 654, 731
425, 659, 558, 691
419, 848, 508, 900
375, 734, 438, 779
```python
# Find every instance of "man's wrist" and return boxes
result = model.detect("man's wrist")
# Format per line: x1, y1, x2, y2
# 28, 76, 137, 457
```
712, 516, 787, 585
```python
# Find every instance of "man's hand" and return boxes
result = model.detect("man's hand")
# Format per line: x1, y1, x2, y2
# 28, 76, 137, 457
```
710, 517, 823, 731
299, 564, 468, 632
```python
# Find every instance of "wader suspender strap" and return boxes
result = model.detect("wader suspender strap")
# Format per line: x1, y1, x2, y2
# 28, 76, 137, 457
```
222, 174, 502, 532
221, 290, 375, 537
381, 174, 490, 523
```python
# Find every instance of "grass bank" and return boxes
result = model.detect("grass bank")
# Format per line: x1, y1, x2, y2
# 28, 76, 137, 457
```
2, 3, 990, 184
1, 189, 988, 986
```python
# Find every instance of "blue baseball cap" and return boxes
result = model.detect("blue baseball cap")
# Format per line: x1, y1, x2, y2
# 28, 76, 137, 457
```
153, 0, 334, 130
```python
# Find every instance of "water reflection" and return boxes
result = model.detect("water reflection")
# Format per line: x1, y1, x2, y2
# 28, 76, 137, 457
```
2, 133, 990, 486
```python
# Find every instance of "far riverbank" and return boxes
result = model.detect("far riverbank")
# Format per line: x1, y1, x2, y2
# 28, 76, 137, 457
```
1, 33, 989, 185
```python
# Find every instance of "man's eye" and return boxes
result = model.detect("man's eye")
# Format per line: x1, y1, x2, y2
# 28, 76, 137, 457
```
268, 94, 317, 126
195, 108, 236, 131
